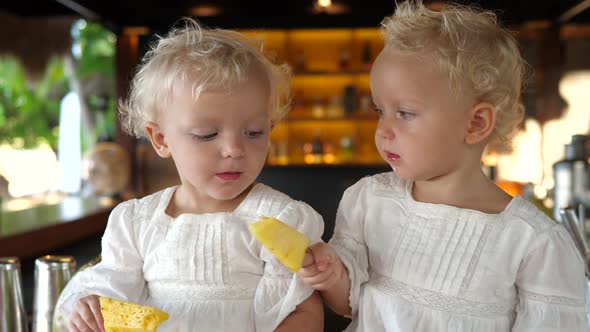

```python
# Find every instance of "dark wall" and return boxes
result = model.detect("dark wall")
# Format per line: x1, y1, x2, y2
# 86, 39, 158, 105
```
257, 165, 390, 241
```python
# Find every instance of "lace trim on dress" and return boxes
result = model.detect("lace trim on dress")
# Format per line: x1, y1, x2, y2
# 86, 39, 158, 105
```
518, 288, 585, 307
372, 172, 405, 196
369, 273, 515, 318
459, 223, 493, 296
149, 282, 255, 301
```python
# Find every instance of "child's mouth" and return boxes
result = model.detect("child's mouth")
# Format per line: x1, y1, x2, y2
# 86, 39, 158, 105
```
385, 151, 400, 161
216, 172, 242, 181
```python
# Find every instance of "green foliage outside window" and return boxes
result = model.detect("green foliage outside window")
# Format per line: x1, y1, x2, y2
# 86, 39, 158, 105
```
0, 20, 116, 151
0, 57, 68, 149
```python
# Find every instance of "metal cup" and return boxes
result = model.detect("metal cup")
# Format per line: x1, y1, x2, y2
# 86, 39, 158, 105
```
32, 255, 76, 332
0, 257, 28, 332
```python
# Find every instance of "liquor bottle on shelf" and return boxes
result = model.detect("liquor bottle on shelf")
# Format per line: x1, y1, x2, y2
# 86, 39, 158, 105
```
303, 131, 324, 164
359, 93, 372, 113
291, 89, 306, 115
340, 136, 354, 163
294, 49, 306, 72
323, 142, 336, 164
267, 141, 277, 164
339, 47, 351, 71
361, 41, 373, 71
327, 96, 344, 118
276, 142, 290, 165
311, 132, 324, 164
343, 85, 356, 116
311, 96, 326, 118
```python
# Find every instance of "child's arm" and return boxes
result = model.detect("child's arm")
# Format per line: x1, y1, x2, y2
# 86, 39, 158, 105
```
513, 222, 587, 330
55, 200, 148, 330
252, 201, 325, 331
299, 242, 352, 316
274, 291, 324, 332
300, 178, 371, 318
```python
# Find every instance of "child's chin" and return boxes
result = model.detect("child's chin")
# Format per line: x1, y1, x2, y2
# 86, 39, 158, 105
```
390, 167, 413, 180
213, 184, 251, 200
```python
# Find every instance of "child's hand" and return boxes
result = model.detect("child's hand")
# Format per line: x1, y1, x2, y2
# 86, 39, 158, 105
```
298, 242, 345, 290
69, 294, 105, 332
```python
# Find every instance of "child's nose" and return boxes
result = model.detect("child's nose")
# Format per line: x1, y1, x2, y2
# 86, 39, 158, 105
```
376, 117, 395, 140
221, 136, 245, 159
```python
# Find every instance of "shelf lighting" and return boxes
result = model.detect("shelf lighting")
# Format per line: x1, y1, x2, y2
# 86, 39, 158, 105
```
190, 5, 222, 17
311, 0, 350, 15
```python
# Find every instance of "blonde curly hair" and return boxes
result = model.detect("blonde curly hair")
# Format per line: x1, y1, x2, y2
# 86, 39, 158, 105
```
381, 1, 526, 152
119, 18, 291, 139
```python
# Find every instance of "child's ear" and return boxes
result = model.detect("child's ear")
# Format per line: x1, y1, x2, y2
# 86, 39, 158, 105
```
464, 102, 496, 145
145, 121, 171, 158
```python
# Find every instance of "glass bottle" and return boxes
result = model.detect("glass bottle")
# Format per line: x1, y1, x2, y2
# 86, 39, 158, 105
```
339, 47, 351, 71
311, 131, 324, 164
361, 41, 372, 71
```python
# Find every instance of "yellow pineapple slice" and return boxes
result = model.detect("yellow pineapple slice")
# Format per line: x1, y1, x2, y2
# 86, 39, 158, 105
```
99, 297, 169, 332
248, 216, 310, 272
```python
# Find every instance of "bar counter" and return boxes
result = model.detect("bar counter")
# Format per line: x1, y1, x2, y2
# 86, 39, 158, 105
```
0, 195, 117, 260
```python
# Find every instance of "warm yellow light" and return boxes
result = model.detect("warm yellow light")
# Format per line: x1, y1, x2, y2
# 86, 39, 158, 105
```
323, 153, 336, 164
5, 198, 34, 211
122, 26, 150, 36
190, 5, 222, 17
276, 156, 290, 165
489, 70, 590, 193
542, 71, 590, 190
496, 118, 543, 184
318, 0, 332, 7
534, 185, 548, 200
0, 144, 61, 198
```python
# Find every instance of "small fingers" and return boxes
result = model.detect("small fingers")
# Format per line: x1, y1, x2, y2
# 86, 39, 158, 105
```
68, 320, 80, 332
302, 252, 315, 268
70, 314, 93, 332
79, 306, 101, 332
298, 261, 320, 277
305, 269, 339, 290
308, 243, 336, 271
299, 261, 340, 290
88, 300, 105, 332
74, 296, 104, 332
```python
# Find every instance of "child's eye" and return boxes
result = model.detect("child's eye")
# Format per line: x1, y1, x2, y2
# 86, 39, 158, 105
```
245, 130, 264, 138
193, 133, 217, 141
395, 110, 415, 121
373, 108, 384, 116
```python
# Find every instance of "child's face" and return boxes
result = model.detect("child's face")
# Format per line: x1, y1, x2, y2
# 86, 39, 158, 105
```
370, 49, 476, 181
153, 75, 271, 204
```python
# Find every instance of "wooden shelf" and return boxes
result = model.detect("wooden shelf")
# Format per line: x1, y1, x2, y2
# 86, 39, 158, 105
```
285, 112, 378, 122
265, 162, 388, 168
292, 70, 371, 76
241, 27, 384, 169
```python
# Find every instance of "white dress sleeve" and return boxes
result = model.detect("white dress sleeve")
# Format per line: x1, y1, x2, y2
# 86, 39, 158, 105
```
55, 199, 148, 321
329, 180, 370, 317
253, 201, 324, 331
512, 224, 589, 331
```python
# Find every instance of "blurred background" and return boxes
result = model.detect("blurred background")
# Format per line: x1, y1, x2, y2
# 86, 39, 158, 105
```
1, 0, 590, 329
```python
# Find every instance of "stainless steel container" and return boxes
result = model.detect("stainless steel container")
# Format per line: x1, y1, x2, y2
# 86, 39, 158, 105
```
553, 136, 590, 222
32, 255, 76, 332
0, 257, 28, 332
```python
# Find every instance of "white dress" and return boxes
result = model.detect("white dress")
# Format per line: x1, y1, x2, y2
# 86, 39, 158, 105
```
55, 183, 324, 332
331, 172, 589, 332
